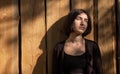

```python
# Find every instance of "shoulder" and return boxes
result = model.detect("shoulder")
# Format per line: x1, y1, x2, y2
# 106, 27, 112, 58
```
55, 40, 65, 48
85, 39, 101, 55
53, 40, 65, 57
85, 39, 100, 50
85, 39, 98, 45
53, 40, 65, 51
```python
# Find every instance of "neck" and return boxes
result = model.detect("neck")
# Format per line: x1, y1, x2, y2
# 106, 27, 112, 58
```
67, 33, 84, 43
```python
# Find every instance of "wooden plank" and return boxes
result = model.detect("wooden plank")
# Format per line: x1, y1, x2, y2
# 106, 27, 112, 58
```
117, 0, 120, 73
118, 0, 120, 57
98, 0, 116, 74
21, 0, 46, 74
46, 0, 69, 74
0, 0, 19, 74
71, 0, 94, 40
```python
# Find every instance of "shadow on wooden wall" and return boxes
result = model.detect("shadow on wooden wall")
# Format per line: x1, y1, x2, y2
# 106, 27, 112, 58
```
33, 15, 68, 74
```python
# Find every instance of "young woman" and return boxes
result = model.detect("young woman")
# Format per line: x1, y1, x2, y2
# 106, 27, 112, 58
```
52, 9, 103, 74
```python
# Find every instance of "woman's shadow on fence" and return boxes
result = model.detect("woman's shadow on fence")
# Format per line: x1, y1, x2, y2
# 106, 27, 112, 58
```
32, 15, 69, 74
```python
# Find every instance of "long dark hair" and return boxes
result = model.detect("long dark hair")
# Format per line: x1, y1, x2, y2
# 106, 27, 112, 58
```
65, 9, 92, 37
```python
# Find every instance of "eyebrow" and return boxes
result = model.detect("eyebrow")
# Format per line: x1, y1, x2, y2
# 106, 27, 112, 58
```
77, 16, 88, 20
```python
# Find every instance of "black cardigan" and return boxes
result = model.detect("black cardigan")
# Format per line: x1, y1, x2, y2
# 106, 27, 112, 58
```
52, 39, 103, 74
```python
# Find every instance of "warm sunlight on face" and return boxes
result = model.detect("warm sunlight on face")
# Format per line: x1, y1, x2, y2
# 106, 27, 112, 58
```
72, 13, 88, 35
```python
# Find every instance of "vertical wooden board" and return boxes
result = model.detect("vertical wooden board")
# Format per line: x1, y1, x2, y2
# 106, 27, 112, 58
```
117, 0, 120, 73
71, 0, 94, 40
98, 0, 116, 74
46, 0, 69, 74
0, 0, 19, 74
21, 0, 46, 74
118, 0, 120, 56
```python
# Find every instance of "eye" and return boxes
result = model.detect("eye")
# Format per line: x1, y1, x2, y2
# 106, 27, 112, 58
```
84, 19, 88, 23
75, 17, 82, 20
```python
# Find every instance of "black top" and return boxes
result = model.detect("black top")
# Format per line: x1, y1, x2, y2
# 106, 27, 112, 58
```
63, 52, 87, 74
52, 39, 103, 74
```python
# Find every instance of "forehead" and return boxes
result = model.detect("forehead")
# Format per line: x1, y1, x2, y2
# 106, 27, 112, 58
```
77, 13, 88, 19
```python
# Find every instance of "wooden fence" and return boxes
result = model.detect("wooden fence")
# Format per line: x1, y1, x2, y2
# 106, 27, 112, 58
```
0, 0, 119, 74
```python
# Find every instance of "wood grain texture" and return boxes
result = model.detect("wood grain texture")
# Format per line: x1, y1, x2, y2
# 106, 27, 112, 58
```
118, 0, 120, 56
0, 0, 19, 73
117, 0, 120, 73
46, 0, 69, 74
21, 0, 46, 74
71, 0, 94, 40
98, 0, 116, 74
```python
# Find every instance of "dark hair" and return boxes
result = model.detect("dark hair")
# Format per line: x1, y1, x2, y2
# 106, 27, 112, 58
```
65, 9, 91, 37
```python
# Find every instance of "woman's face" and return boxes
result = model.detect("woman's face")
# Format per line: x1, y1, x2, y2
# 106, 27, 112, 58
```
72, 13, 88, 35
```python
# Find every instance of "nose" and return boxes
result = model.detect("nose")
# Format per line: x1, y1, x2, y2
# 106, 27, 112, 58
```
80, 20, 84, 26
80, 24, 84, 27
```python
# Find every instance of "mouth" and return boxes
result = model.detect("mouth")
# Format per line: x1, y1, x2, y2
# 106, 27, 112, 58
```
79, 27, 85, 30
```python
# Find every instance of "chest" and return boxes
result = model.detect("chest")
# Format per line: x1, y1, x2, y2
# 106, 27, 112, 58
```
64, 42, 86, 56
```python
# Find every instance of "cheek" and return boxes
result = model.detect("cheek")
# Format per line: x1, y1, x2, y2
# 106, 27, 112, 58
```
84, 22, 88, 27
74, 20, 80, 24
73, 21, 80, 27
72, 23, 78, 30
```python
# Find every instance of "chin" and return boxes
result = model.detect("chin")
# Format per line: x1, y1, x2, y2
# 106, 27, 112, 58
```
77, 30, 85, 34
75, 32, 84, 35
74, 30, 85, 35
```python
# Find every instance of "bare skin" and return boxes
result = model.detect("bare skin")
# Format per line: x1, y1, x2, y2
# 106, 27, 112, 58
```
64, 13, 88, 56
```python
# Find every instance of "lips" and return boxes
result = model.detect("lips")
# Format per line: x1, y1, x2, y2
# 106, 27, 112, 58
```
79, 27, 85, 30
